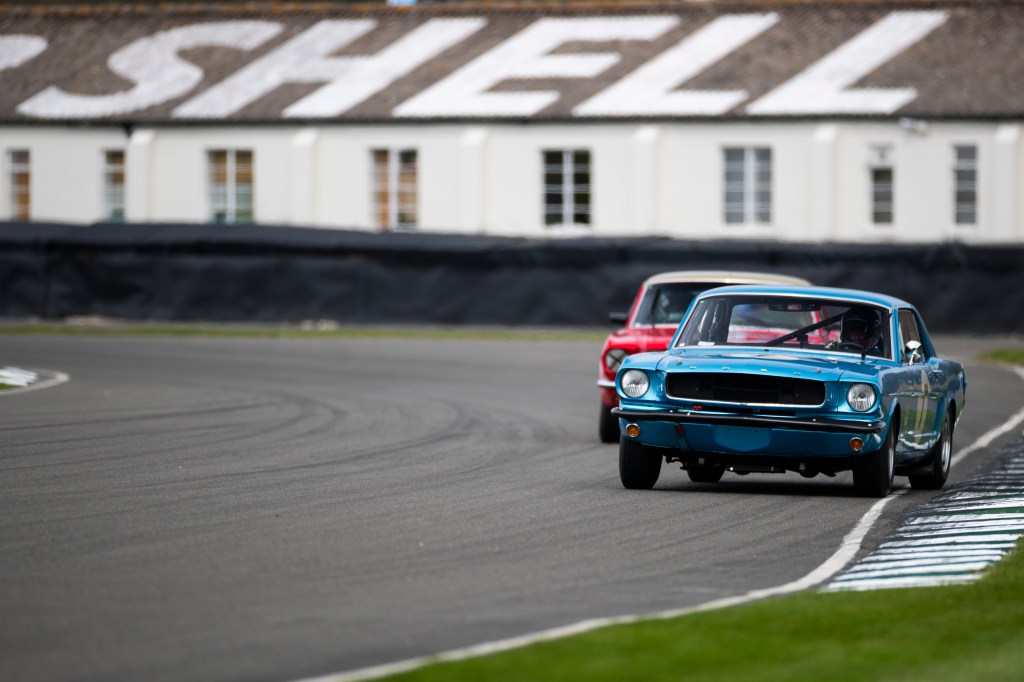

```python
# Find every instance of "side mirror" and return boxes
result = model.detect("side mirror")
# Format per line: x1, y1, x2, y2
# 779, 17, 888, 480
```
608, 312, 628, 325
904, 340, 923, 366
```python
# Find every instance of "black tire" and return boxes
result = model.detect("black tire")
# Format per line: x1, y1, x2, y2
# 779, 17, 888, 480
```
687, 464, 725, 483
599, 403, 620, 443
618, 438, 662, 490
853, 419, 896, 498
908, 410, 952, 490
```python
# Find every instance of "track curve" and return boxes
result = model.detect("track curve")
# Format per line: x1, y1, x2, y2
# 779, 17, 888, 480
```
0, 333, 1020, 682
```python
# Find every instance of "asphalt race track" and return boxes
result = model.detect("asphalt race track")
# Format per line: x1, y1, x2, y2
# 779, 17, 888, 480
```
1, 333, 1021, 682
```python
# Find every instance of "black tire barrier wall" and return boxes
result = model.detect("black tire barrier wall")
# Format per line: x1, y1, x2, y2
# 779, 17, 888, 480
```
1, 222, 1022, 333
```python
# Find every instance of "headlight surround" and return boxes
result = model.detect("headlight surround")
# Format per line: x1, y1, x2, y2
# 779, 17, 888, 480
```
846, 383, 878, 412
620, 369, 650, 399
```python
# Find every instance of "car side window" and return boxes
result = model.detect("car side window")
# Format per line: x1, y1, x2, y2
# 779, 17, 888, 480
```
898, 309, 925, 363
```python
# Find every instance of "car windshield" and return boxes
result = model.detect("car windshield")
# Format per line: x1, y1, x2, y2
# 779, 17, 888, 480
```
632, 283, 707, 326
674, 294, 891, 359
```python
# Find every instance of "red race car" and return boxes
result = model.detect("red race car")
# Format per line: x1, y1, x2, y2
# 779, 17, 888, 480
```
598, 271, 811, 442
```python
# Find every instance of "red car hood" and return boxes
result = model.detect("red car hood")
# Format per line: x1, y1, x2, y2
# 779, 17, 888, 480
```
606, 326, 677, 353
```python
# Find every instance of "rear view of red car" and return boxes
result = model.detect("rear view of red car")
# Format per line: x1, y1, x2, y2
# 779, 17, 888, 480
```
598, 271, 811, 442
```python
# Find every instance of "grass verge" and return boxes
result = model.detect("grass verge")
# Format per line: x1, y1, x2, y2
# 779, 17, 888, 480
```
385, 349, 1024, 681
979, 348, 1024, 366
390, 547, 1024, 682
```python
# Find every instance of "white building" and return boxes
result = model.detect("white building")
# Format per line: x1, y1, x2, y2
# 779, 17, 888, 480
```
1, 1, 1022, 243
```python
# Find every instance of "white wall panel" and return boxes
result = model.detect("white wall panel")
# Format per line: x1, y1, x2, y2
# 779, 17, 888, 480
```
144, 128, 295, 224
2, 120, 1021, 243
0, 128, 127, 222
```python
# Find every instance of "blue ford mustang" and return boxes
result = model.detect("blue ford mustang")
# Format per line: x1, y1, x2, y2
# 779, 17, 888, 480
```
613, 285, 966, 497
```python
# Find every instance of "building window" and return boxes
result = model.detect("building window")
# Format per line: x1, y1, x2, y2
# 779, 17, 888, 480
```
8, 149, 30, 220
723, 147, 771, 224
954, 145, 977, 225
103, 150, 125, 222
868, 145, 893, 225
871, 168, 894, 224
208, 149, 253, 223
372, 148, 418, 230
543, 150, 590, 227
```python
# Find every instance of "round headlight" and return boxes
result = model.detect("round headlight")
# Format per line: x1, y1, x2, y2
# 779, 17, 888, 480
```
621, 369, 650, 399
604, 348, 628, 372
847, 383, 877, 412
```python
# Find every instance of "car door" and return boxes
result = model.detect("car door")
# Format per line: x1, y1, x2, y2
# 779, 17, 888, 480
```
896, 308, 941, 451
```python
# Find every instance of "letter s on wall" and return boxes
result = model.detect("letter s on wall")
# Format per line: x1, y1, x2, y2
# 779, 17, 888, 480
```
16, 21, 283, 119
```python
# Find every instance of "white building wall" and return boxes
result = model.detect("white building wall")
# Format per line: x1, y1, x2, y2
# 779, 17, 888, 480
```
311, 125, 474, 232
995, 124, 1023, 242
2, 121, 1022, 243
140, 127, 297, 224
481, 125, 644, 237
0, 127, 128, 222
832, 122, 1019, 244
656, 122, 816, 242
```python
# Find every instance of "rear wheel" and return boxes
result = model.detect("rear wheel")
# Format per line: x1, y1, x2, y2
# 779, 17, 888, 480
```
619, 438, 662, 490
853, 420, 895, 498
909, 411, 952, 490
599, 403, 620, 443
687, 464, 725, 483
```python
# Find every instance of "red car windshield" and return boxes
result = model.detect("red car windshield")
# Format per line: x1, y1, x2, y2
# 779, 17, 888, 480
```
631, 283, 707, 326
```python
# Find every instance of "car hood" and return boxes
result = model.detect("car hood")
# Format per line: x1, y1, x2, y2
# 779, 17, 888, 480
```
607, 325, 677, 352
654, 348, 884, 383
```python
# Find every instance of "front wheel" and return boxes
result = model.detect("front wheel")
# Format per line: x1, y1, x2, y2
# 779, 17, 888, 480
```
853, 420, 896, 498
619, 438, 662, 490
909, 411, 952, 490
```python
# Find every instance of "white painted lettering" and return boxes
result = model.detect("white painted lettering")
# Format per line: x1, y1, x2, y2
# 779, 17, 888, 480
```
17, 22, 282, 119
747, 11, 949, 115
0, 35, 47, 71
175, 18, 485, 119
286, 19, 485, 118
394, 16, 678, 118
575, 14, 778, 117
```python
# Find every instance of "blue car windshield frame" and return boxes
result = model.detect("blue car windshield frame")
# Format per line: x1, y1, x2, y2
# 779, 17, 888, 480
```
674, 294, 892, 360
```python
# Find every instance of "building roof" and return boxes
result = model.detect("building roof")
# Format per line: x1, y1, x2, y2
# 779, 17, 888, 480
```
1, 0, 1022, 124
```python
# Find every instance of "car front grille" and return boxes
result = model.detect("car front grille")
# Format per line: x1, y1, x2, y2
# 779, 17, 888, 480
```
665, 372, 826, 407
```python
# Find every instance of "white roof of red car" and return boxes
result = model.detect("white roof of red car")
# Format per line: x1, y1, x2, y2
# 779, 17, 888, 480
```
642, 271, 811, 287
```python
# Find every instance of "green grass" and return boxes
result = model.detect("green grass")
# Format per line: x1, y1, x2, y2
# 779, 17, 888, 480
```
388, 546, 1024, 682
0, 323, 606, 343
979, 348, 1024, 366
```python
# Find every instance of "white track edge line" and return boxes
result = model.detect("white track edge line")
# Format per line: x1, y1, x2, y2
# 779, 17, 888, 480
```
294, 363, 1024, 682
0, 369, 69, 396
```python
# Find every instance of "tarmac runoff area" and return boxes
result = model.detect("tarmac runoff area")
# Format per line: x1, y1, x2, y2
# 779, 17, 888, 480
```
826, 431, 1024, 592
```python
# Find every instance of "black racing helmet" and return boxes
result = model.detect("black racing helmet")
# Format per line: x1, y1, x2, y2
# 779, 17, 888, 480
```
841, 307, 878, 341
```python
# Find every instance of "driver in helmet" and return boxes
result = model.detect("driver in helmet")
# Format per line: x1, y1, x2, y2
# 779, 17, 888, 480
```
827, 307, 881, 353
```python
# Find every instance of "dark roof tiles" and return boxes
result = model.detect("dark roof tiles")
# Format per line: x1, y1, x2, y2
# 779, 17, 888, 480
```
1, 0, 1021, 122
